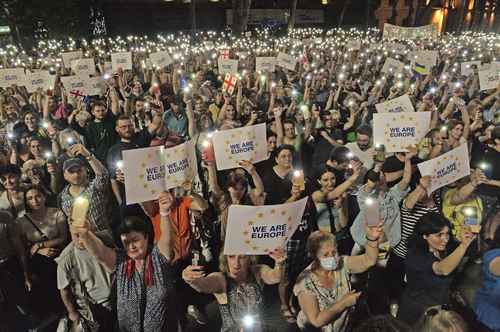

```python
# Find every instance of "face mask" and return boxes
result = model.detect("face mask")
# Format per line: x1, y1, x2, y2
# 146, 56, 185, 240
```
319, 255, 339, 271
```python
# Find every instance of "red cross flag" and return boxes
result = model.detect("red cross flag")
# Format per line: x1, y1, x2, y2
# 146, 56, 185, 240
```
220, 49, 230, 60
222, 73, 237, 95
70, 90, 86, 98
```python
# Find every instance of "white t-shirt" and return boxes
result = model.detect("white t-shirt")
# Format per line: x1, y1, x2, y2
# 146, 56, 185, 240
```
56, 242, 112, 305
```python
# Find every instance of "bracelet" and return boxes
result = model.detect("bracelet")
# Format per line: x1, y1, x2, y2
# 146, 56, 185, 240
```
85, 154, 94, 161
365, 236, 378, 242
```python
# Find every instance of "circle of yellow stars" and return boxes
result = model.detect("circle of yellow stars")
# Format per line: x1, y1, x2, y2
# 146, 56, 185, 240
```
241, 208, 294, 254
224, 129, 259, 162
383, 114, 422, 150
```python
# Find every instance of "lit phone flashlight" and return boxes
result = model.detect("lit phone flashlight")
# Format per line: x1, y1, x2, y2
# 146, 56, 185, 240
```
292, 170, 305, 191
479, 162, 492, 178
116, 160, 124, 170
463, 207, 481, 233
365, 197, 380, 227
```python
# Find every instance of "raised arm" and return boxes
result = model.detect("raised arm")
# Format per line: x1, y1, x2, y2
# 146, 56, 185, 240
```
433, 228, 475, 276
158, 191, 174, 261
398, 147, 416, 191
70, 144, 107, 176
404, 176, 430, 210
345, 222, 383, 273
254, 248, 286, 284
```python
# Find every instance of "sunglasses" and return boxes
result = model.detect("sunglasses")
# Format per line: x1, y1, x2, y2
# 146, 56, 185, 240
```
425, 304, 452, 317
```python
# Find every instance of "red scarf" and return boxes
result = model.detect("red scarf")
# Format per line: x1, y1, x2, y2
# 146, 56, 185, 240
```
125, 254, 154, 287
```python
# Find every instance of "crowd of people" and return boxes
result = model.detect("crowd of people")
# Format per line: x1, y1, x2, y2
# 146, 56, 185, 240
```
0, 27, 500, 332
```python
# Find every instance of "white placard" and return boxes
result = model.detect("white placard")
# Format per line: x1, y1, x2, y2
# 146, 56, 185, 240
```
417, 144, 470, 194
255, 57, 276, 73
375, 94, 415, 113
149, 51, 173, 68
123, 141, 198, 204
61, 50, 83, 68
60, 76, 86, 94
25, 71, 56, 93
212, 123, 267, 170
373, 112, 431, 153
478, 69, 500, 91
276, 52, 297, 71
346, 40, 361, 50
412, 50, 438, 75
111, 52, 133, 71
385, 42, 407, 54
217, 58, 239, 74
461, 61, 482, 77
0, 68, 26, 88
84, 77, 105, 96
223, 198, 308, 255
383, 23, 439, 40
70, 58, 96, 77
381, 58, 405, 74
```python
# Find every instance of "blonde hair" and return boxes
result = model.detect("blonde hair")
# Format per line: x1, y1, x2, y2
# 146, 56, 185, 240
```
414, 305, 468, 332
219, 252, 257, 274
306, 230, 337, 259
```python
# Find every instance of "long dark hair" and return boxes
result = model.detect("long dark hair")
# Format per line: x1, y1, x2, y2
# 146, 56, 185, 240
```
408, 212, 458, 256
23, 184, 47, 213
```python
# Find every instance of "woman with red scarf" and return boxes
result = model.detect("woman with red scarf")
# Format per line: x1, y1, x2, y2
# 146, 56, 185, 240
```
70, 191, 176, 332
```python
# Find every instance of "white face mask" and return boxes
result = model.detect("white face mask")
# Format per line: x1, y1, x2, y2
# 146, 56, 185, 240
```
319, 255, 339, 271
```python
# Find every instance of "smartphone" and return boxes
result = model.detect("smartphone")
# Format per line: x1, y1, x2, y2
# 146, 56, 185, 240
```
479, 162, 493, 178
375, 144, 386, 163
463, 207, 481, 233
202, 140, 215, 162
292, 170, 306, 191
364, 197, 380, 227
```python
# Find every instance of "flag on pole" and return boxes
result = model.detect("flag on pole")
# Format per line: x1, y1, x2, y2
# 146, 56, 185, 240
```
222, 73, 237, 95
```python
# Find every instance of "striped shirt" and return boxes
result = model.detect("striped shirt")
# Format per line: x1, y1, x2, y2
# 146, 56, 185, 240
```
393, 197, 441, 259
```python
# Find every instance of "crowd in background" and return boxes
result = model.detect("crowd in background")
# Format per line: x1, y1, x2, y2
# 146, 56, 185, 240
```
0, 27, 500, 332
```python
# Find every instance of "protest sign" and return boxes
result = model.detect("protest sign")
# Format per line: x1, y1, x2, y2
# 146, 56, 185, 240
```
212, 123, 267, 170
417, 144, 470, 194
385, 42, 407, 54
381, 58, 405, 74
478, 68, 500, 91
218, 58, 238, 74
61, 51, 83, 68
0, 68, 26, 88
149, 51, 173, 68
70, 58, 96, 77
25, 71, 56, 93
375, 94, 415, 113
0, 68, 27, 88
346, 39, 361, 50
383, 23, 438, 40
60, 76, 87, 95
84, 77, 105, 96
223, 198, 308, 255
111, 52, 133, 71
123, 141, 198, 204
461, 61, 481, 76
276, 52, 297, 71
411, 50, 438, 75
255, 57, 276, 72
373, 112, 431, 153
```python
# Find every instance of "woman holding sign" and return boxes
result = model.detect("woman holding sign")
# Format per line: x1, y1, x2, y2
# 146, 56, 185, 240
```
70, 191, 177, 332
293, 222, 384, 332
182, 249, 286, 332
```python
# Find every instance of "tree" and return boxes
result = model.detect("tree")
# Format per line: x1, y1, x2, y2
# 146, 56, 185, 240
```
338, 0, 352, 27
288, 0, 298, 32
231, 0, 252, 35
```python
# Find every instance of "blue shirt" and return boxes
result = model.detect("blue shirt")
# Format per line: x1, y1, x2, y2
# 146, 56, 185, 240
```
474, 249, 500, 332
350, 183, 410, 248
163, 109, 187, 138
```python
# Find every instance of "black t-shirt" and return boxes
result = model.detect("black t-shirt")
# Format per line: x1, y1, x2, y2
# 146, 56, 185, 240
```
262, 168, 293, 205
84, 114, 119, 162
106, 129, 153, 180
402, 246, 456, 316
382, 155, 420, 188
310, 128, 343, 172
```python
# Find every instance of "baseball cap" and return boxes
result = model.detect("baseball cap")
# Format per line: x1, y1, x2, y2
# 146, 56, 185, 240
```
63, 158, 85, 172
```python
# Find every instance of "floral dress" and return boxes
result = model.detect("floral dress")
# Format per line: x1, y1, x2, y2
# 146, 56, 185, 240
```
293, 258, 351, 332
